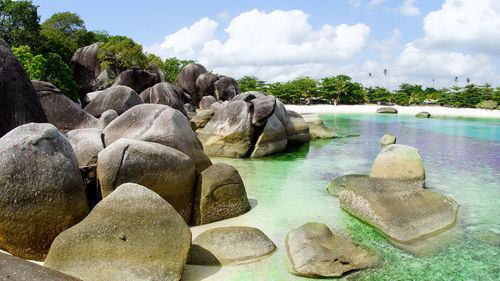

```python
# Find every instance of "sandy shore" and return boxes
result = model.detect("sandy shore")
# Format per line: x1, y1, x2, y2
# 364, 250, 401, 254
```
285, 104, 500, 119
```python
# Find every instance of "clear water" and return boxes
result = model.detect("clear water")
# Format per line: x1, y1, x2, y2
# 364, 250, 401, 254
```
184, 113, 500, 281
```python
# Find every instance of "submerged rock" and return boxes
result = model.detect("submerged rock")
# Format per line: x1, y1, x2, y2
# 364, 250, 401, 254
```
188, 227, 276, 265
370, 144, 425, 187
301, 114, 336, 139
0, 252, 81, 281
376, 107, 398, 114
0, 123, 88, 260
416, 111, 431, 118
285, 222, 378, 278
44, 183, 191, 281
339, 177, 459, 243
379, 134, 396, 147
475, 231, 500, 246
193, 163, 250, 225
327, 174, 368, 197
97, 138, 196, 223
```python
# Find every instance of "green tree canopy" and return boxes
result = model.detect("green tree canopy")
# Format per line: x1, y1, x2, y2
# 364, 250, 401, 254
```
237, 76, 267, 93
41, 12, 84, 37
97, 36, 148, 77
162, 57, 195, 82
0, 0, 41, 50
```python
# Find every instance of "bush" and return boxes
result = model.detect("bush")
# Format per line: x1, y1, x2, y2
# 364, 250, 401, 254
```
477, 100, 498, 110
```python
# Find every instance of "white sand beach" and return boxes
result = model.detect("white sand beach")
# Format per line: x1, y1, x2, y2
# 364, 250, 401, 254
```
285, 104, 500, 119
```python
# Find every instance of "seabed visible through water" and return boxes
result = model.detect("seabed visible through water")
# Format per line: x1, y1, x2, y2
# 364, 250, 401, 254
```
184, 113, 500, 281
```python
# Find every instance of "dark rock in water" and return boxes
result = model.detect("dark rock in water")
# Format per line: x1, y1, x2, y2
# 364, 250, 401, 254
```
416, 111, 431, 118
198, 100, 254, 158
0, 252, 81, 281
250, 95, 276, 126
379, 133, 396, 147
112, 68, 164, 94
0, 38, 47, 137
285, 222, 378, 278
70, 43, 103, 101
370, 144, 425, 187
33, 80, 98, 132
84, 85, 143, 117
175, 63, 207, 106
139, 82, 188, 116
193, 163, 250, 225
196, 72, 218, 98
251, 114, 288, 158
97, 138, 196, 223
97, 109, 118, 130
44, 183, 191, 281
199, 95, 217, 111
286, 110, 310, 145
327, 174, 368, 197
188, 226, 276, 265
339, 177, 459, 243
376, 107, 398, 114
214, 76, 239, 101
102, 104, 212, 172
0, 123, 89, 260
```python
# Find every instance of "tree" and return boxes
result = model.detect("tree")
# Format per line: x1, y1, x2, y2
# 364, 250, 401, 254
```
97, 36, 149, 77
11, 45, 46, 80
41, 12, 84, 37
0, 0, 42, 50
237, 76, 267, 93
320, 75, 366, 104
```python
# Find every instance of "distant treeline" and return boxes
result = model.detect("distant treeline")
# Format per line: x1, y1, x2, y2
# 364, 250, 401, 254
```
2, 0, 499, 109
237, 75, 500, 109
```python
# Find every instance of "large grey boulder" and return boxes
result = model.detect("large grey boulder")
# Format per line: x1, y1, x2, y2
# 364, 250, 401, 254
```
326, 174, 368, 197
250, 114, 288, 158
0, 252, 81, 281
0, 38, 47, 137
286, 110, 310, 145
66, 128, 105, 208
250, 95, 276, 126
44, 183, 191, 281
188, 227, 276, 265
370, 144, 425, 187
84, 85, 143, 117
191, 110, 214, 132
70, 43, 103, 101
0, 123, 88, 260
301, 113, 336, 139
97, 138, 196, 223
112, 68, 164, 93
339, 177, 459, 243
140, 82, 188, 116
193, 163, 250, 225
376, 107, 398, 114
379, 133, 396, 147
214, 76, 239, 101
210, 100, 227, 114
195, 72, 218, 98
198, 100, 254, 158
174, 63, 207, 106
33, 81, 98, 132
97, 109, 118, 130
286, 222, 378, 278
199, 95, 217, 111
102, 104, 212, 172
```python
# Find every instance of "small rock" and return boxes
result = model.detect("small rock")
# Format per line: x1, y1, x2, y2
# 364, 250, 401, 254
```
415, 111, 431, 118
301, 114, 337, 139
376, 107, 398, 114
188, 226, 276, 265
379, 134, 396, 147
285, 222, 378, 278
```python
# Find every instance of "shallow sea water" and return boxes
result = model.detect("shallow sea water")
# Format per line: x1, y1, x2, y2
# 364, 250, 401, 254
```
184, 113, 500, 281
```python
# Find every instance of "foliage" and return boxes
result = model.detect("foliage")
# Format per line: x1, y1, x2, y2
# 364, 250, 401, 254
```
477, 100, 498, 110
366, 87, 392, 104
161, 57, 195, 82
41, 12, 84, 36
0, 0, 41, 50
320, 75, 366, 104
237, 76, 267, 93
97, 36, 148, 77
12, 45, 78, 101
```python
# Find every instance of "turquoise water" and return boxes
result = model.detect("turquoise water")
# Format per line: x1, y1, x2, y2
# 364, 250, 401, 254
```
185, 113, 500, 281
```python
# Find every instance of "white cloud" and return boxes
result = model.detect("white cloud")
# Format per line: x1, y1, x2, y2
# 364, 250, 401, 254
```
349, 0, 362, 8
369, 28, 403, 61
396, 0, 421, 16
198, 9, 370, 68
421, 0, 500, 55
144, 18, 218, 60
369, 0, 388, 5
217, 10, 230, 21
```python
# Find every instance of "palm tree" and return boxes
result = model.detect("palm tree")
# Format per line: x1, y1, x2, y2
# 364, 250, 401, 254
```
454, 76, 458, 86
369, 72, 372, 87
466, 77, 470, 84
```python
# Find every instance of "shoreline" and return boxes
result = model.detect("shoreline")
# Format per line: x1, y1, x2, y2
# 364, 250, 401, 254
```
285, 104, 500, 119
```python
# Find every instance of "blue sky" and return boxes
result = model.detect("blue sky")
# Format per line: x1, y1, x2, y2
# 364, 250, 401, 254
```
33, 0, 500, 89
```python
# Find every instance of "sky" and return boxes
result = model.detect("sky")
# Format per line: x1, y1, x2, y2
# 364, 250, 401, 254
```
32, 0, 500, 89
